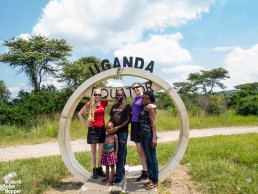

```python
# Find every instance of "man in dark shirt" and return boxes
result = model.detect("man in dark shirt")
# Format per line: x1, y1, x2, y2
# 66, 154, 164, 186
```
110, 90, 132, 184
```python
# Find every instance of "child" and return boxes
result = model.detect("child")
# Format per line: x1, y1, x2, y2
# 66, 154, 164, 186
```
101, 121, 118, 185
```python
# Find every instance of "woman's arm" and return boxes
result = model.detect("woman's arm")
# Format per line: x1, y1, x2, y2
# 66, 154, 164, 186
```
101, 97, 114, 107
107, 101, 114, 106
78, 105, 88, 127
148, 108, 157, 148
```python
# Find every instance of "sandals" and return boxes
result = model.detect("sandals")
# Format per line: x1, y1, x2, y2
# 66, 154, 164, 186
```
106, 182, 114, 186
144, 182, 159, 190
143, 181, 152, 187
102, 178, 109, 182
102, 178, 114, 186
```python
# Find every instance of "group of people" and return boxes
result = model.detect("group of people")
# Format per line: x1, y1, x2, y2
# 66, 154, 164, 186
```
78, 83, 159, 190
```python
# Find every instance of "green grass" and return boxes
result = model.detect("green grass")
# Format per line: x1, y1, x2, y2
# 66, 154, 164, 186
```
0, 133, 257, 194
1, 109, 258, 147
181, 133, 258, 194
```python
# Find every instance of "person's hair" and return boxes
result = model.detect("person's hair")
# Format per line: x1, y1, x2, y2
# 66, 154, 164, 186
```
88, 88, 102, 122
143, 91, 155, 103
132, 82, 141, 87
116, 90, 125, 97
106, 121, 113, 128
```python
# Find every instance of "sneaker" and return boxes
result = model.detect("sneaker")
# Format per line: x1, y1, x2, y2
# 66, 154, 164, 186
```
113, 178, 122, 184
92, 167, 98, 179
97, 166, 106, 177
136, 170, 149, 182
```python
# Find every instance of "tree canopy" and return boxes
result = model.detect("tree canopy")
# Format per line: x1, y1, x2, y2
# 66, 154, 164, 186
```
0, 80, 11, 102
173, 67, 230, 95
0, 35, 72, 92
57, 56, 103, 90
234, 82, 258, 91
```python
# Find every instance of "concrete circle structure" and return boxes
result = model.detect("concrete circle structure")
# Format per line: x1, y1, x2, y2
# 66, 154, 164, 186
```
58, 67, 189, 183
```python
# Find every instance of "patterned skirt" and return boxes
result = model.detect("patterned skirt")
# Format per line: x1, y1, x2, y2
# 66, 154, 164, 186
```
101, 152, 117, 166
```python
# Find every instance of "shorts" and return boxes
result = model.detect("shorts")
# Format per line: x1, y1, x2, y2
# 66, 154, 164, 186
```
130, 122, 141, 143
87, 126, 105, 144
101, 152, 117, 166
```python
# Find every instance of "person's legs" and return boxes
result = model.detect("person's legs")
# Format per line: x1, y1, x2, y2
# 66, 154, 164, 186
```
102, 165, 109, 182
135, 142, 149, 181
140, 135, 151, 179
97, 143, 106, 177
91, 144, 97, 167
97, 143, 104, 166
114, 131, 128, 183
110, 165, 115, 183
136, 142, 147, 171
142, 134, 158, 183
91, 144, 98, 179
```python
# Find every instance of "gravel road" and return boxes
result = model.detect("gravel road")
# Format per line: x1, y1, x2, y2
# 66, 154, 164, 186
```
0, 126, 257, 162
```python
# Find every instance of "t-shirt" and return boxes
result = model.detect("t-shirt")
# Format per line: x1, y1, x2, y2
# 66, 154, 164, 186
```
85, 101, 108, 127
131, 95, 144, 122
110, 102, 132, 132
139, 108, 152, 133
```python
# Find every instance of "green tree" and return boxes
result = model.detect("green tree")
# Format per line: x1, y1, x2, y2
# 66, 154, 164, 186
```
58, 56, 101, 90
188, 67, 230, 94
229, 82, 258, 109
173, 81, 197, 95
0, 80, 11, 101
235, 82, 258, 91
0, 35, 72, 92
236, 95, 258, 116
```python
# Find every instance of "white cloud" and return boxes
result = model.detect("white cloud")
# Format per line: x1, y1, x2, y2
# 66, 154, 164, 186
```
193, 46, 237, 52
161, 65, 202, 73
224, 44, 258, 89
18, 33, 30, 40
106, 80, 124, 87
114, 33, 191, 64
212, 46, 237, 52
41, 76, 64, 90
9, 87, 21, 96
8, 86, 28, 99
32, 0, 214, 52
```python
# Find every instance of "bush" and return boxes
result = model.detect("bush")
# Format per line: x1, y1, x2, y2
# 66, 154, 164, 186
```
236, 95, 258, 116
0, 86, 73, 126
201, 94, 227, 116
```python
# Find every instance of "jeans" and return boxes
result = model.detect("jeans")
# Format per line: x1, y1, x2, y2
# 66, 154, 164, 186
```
115, 131, 128, 180
140, 133, 159, 183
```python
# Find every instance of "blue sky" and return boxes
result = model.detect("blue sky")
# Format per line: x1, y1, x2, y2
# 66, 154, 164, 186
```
1, 0, 258, 98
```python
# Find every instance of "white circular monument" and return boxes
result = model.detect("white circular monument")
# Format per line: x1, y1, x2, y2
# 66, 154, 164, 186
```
58, 67, 189, 183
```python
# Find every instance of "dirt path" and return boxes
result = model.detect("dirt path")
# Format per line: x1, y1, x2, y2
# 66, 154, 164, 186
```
0, 126, 257, 162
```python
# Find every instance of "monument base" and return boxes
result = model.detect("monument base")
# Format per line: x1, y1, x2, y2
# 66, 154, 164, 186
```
80, 165, 158, 194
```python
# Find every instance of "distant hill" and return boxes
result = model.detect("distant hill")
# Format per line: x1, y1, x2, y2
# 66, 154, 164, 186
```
215, 89, 238, 95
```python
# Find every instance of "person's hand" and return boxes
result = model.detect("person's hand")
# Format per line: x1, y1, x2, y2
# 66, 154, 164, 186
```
111, 126, 118, 133
151, 138, 157, 148
115, 154, 118, 161
146, 104, 156, 109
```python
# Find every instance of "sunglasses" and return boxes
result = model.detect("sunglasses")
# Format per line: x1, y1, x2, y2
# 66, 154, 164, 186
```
132, 86, 140, 90
94, 94, 102, 97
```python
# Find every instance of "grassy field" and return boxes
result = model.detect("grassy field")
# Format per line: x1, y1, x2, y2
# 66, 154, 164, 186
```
0, 133, 257, 194
0, 109, 258, 147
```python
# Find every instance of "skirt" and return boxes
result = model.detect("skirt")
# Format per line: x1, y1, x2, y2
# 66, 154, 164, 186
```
130, 122, 141, 143
87, 126, 105, 144
101, 152, 117, 166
